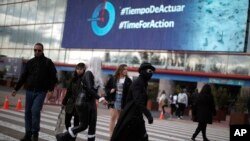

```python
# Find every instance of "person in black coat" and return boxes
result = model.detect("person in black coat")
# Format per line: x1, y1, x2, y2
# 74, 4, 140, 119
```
105, 64, 132, 137
56, 58, 107, 141
12, 42, 57, 141
191, 84, 216, 141
111, 62, 155, 141
61, 63, 85, 141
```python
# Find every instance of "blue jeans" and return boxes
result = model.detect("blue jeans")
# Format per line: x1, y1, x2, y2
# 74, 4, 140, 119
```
25, 90, 47, 135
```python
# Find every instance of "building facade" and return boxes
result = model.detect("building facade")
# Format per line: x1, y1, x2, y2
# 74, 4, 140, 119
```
0, 0, 250, 99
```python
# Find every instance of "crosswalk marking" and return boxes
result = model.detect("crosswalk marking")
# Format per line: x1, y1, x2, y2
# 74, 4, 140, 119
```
0, 109, 229, 141
0, 133, 18, 141
0, 120, 56, 141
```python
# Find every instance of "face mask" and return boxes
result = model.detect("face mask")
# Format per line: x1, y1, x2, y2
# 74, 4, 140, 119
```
140, 69, 153, 80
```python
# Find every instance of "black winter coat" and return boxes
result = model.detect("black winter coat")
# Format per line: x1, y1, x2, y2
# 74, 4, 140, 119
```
111, 76, 153, 141
15, 54, 57, 92
81, 71, 101, 101
105, 76, 132, 109
193, 93, 216, 124
62, 76, 82, 113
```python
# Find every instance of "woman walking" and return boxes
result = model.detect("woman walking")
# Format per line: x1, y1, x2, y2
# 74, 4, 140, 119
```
56, 58, 106, 141
191, 84, 216, 141
105, 64, 132, 137
61, 63, 85, 141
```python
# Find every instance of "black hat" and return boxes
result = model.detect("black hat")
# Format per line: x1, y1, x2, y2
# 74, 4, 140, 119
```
138, 62, 156, 73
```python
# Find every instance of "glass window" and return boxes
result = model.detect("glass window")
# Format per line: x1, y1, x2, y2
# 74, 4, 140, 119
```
103, 51, 119, 66
205, 55, 228, 74
48, 50, 59, 62
41, 24, 52, 49
5, 4, 14, 25
185, 54, 206, 72
9, 26, 18, 48
58, 49, 66, 63
50, 23, 63, 49
0, 0, 6, 4
34, 24, 53, 48
0, 5, 7, 26
0, 49, 15, 57
0, 27, 4, 48
13, 3, 21, 25
20, 2, 29, 24
15, 25, 25, 48
92, 50, 105, 60
117, 51, 141, 66
45, 0, 56, 23
27, 1, 37, 24
16, 49, 33, 59
7, 0, 15, 3
1, 27, 11, 48
227, 55, 250, 76
54, 0, 66, 22
67, 50, 93, 64
36, 0, 46, 23
23, 25, 35, 48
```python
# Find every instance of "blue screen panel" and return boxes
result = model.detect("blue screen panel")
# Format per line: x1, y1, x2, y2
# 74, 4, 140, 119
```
62, 0, 249, 52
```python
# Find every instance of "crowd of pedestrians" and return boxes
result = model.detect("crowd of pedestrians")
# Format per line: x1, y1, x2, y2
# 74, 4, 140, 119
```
11, 42, 238, 141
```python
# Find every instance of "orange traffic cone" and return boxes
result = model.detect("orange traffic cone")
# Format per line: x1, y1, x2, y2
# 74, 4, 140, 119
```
3, 96, 9, 110
159, 111, 165, 120
16, 97, 23, 111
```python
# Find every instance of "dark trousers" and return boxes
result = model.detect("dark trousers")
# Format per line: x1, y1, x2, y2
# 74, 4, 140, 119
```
192, 122, 207, 140
170, 104, 176, 115
177, 103, 185, 117
65, 111, 79, 130
25, 90, 47, 136
71, 101, 97, 141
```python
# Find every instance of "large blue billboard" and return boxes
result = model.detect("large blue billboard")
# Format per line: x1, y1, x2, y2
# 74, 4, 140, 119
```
62, 0, 249, 52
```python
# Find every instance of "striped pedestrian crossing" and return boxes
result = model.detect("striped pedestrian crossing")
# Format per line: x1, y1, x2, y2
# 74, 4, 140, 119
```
0, 109, 229, 141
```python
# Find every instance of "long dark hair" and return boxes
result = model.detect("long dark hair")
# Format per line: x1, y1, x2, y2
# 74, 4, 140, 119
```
114, 64, 127, 80
72, 63, 85, 81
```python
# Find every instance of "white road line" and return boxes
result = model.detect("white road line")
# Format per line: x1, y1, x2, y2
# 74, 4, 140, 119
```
0, 109, 229, 141
0, 133, 19, 141
0, 120, 56, 141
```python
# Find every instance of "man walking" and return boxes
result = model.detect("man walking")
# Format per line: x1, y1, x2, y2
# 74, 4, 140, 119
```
177, 88, 188, 119
12, 43, 57, 141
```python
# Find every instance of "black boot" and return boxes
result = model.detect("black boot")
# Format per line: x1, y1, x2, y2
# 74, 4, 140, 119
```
203, 137, 209, 141
191, 137, 196, 141
56, 132, 74, 141
70, 137, 77, 141
32, 133, 38, 141
88, 137, 95, 141
20, 133, 32, 141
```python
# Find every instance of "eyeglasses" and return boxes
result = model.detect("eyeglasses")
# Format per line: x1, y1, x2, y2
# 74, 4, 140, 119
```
34, 49, 42, 52
146, 69, 154, 73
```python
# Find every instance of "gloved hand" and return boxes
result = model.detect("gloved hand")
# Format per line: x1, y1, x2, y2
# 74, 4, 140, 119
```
148, 116, 153, 124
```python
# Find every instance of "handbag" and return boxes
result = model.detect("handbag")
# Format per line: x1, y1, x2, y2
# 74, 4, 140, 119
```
55, 107, 65, 134
75, 89, 88, 107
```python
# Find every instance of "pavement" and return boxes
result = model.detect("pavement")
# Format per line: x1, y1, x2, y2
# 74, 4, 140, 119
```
0, 85, 230, 128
